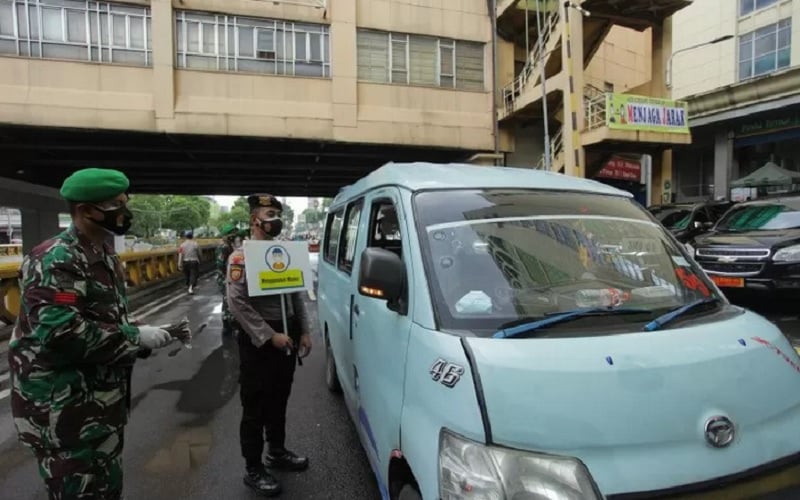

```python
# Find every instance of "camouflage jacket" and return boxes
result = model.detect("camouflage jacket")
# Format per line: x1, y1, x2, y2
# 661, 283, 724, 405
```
9, 225, 143, 451
215, 242, 233, 294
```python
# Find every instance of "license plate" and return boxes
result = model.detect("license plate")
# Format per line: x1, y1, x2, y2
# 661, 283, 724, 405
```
710, 275, 744, 288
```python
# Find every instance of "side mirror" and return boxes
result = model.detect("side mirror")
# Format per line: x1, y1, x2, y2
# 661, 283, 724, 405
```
692, 221, 703, 230
358, 248, 404, 305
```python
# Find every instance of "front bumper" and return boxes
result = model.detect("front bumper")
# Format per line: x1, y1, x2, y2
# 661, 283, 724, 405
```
609, 452, 800, 499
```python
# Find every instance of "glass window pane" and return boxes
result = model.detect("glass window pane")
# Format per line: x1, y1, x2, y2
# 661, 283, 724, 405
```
357, 30, 388, 82
16, 5, 28, 38
42, 8, 63, 41
28, 6, 39, 38
440, 46, 454, 74
740, 0, 753, 16
88, 12, 98, 43
0, 39, 16, 54
0, 2, 14, 37
409, 35, 436, 86
754, 53, 775, 76
778, 24, 791, 48
295, 31, 307, 60
309, 32, 321, 61
146, 17, 150, 47
755, 0, 777, 9
129, 16, 143, 48
202, 23, 215, 53
187, 22, 199, 52
99, 13, 108, 44
739, 38, 752, 61
754, 32, 776, 57
238, 25, 253, 57
739, 60, 752, 80
777, 47, 790, 68
456, 41, 484, 90
257, 28, 273, 51
392, 41, 406, 70
112, 14, 125, 46
227, 25, 235, 56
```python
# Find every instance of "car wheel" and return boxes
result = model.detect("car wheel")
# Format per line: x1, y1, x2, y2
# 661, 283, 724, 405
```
398, 484, 422, 500
325, 339, 342, 394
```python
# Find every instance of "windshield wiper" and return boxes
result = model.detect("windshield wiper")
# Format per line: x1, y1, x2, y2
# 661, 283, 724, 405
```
643, 298, 723, 332
492, 307, 651, 339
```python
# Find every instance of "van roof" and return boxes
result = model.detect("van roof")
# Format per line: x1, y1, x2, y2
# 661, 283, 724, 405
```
332, 162, 632, 206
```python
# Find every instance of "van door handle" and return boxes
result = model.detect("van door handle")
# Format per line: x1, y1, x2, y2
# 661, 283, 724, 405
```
353, 304, 361, 316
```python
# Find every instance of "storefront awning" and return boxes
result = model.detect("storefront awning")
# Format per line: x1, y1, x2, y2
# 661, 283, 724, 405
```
731, 162, 800, 187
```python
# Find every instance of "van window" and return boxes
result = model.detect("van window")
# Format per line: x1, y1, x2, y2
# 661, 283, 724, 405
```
369, 200, 402, 258
338, 200, 364, 274
414, 189, 723, 334
323, 210, 344, 264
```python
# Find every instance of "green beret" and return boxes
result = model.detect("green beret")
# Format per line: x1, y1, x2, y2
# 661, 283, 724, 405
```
220, 223, 236, 236
60, 168, 130, 202
247, 194, 282, 211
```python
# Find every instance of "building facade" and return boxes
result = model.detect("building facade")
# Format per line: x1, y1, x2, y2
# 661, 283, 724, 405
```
0, 0, 493, 151
671, 0, 800, 201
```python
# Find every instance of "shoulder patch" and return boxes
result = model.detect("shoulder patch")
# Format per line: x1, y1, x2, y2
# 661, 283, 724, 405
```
229, 265, 244, 282
231, 254, 245, 266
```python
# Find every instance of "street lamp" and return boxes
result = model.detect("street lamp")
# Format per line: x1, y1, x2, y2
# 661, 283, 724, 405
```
665, 35, 734, 89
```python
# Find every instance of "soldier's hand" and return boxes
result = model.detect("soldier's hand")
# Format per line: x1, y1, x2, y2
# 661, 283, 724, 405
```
138, 326, 173, 350
270, 333, 294, 350
299, 333, 312, 358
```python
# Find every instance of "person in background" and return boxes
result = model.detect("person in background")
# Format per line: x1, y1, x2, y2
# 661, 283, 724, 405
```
226, 193, 312, 497
178, 231, 200, 294
216, 224, 240, 337
9, 168, 177, 499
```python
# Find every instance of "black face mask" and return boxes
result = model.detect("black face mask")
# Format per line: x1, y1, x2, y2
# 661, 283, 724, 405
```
258, 217, 283, 238
88, 205, 133, 236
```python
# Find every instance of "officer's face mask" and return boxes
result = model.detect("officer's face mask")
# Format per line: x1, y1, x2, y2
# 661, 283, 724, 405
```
256, 208, 283, 238
87, 203, 133, 236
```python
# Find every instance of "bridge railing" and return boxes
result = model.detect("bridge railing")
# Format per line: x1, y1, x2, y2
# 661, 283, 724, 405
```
0, 243, 217, 326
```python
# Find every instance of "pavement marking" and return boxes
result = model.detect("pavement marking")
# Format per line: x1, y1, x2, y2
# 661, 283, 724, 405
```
0, 388, 10, 401
0, 372, 9, 383
307, 288, 317, 302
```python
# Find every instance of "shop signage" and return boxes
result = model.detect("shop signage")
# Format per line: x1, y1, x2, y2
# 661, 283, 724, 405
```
605, 93, 690, 134
738, 115, 800, 137
595, 156, 642, 182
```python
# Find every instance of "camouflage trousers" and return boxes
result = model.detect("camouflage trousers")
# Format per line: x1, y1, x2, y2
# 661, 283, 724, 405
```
34, 430, 124, 500
221, 293, 240, 336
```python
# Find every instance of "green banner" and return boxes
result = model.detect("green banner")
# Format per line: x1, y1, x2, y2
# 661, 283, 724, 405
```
605, 93, 690, 134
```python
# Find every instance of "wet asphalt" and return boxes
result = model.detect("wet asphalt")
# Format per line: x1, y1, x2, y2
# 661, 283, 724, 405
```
0, 280, 799, 499
0, 276, 381, 500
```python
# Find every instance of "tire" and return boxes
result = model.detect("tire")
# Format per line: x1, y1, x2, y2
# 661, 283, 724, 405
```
398, 484, 422, 500
325, 338, 342, 394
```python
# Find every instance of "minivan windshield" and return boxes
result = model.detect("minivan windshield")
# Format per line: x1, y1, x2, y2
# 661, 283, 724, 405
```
714, 198, 800, 231
414, 189, 724, 334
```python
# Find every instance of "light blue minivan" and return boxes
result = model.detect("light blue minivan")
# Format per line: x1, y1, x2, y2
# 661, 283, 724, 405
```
317, 162, 800, 500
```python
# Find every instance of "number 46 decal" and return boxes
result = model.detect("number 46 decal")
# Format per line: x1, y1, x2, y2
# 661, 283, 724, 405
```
430, 358, 465, 388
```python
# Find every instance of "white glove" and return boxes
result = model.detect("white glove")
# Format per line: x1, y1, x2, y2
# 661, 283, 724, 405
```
138, 326, 173, 350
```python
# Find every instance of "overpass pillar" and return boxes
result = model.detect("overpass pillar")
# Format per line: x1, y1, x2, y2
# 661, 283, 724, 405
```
20, 209, 61, 254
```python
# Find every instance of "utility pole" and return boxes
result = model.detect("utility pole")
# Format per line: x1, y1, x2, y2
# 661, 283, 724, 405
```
534, 0, 551, 171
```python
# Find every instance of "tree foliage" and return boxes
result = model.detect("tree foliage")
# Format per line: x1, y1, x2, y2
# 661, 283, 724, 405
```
128, 195, 211, 237
213, 197, 295, 234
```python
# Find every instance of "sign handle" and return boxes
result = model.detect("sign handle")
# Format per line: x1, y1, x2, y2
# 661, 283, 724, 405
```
280, 293, 290, 356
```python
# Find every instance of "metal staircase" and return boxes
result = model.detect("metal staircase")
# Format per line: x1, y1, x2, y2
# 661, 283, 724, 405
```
501, 7, 562, 115
535, 127, 564, 171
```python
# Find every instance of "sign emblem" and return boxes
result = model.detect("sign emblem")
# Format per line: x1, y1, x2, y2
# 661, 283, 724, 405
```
704, 416, 735, 448
265, 245, 290, 273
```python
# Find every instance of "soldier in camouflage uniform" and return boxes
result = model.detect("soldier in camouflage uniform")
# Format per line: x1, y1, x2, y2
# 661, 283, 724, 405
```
9, 168, 176, 500
215, 223, 239, 336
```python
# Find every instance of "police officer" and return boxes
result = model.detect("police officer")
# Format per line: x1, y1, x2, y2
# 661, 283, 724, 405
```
227, 194, 311, 497
215, 223, 239, 337
9, 168, 177, 499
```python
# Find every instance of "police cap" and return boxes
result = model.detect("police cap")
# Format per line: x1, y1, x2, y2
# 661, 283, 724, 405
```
246, 194, 283, 212
60, 168, 130, 202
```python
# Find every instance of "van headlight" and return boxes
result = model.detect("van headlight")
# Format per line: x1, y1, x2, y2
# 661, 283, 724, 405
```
773, 245, 800, 262
439, 429, 601, 500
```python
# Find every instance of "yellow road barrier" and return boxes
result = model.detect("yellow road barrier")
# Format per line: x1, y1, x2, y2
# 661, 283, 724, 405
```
0, 243, 217, 325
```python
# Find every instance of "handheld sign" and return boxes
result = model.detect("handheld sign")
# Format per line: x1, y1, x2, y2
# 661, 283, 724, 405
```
243, 240, 313, 297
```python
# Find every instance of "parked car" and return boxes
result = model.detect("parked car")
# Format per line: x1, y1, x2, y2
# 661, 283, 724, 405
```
648, 200, 735, 243
317, 162, 800, 500
691, 194, 800, 295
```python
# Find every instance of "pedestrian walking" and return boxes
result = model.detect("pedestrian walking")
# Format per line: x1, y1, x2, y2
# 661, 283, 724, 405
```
227, 193, 312, 497
216, 223, 240, 337
8, 168, 180, 500
179, 231, 200, 294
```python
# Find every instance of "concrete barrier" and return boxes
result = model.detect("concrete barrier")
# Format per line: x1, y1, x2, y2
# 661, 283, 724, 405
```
0, 242, 217, 326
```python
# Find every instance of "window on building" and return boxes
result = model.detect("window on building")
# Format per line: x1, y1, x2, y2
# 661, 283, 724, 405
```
740, 0, 779, 17
357, 28, 485, 91
175, 11, 330, 77
0, 0, 151, 65
739, 18, 791, 81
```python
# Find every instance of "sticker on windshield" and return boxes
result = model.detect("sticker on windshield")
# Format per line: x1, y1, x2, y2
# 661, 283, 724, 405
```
675, 267, 711, 297
672, 256, 690, 267
430, 358, 465, 388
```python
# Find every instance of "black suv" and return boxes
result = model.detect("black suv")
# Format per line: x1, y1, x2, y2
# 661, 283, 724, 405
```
692, 195, 800, 295
648, 201, 735, 243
